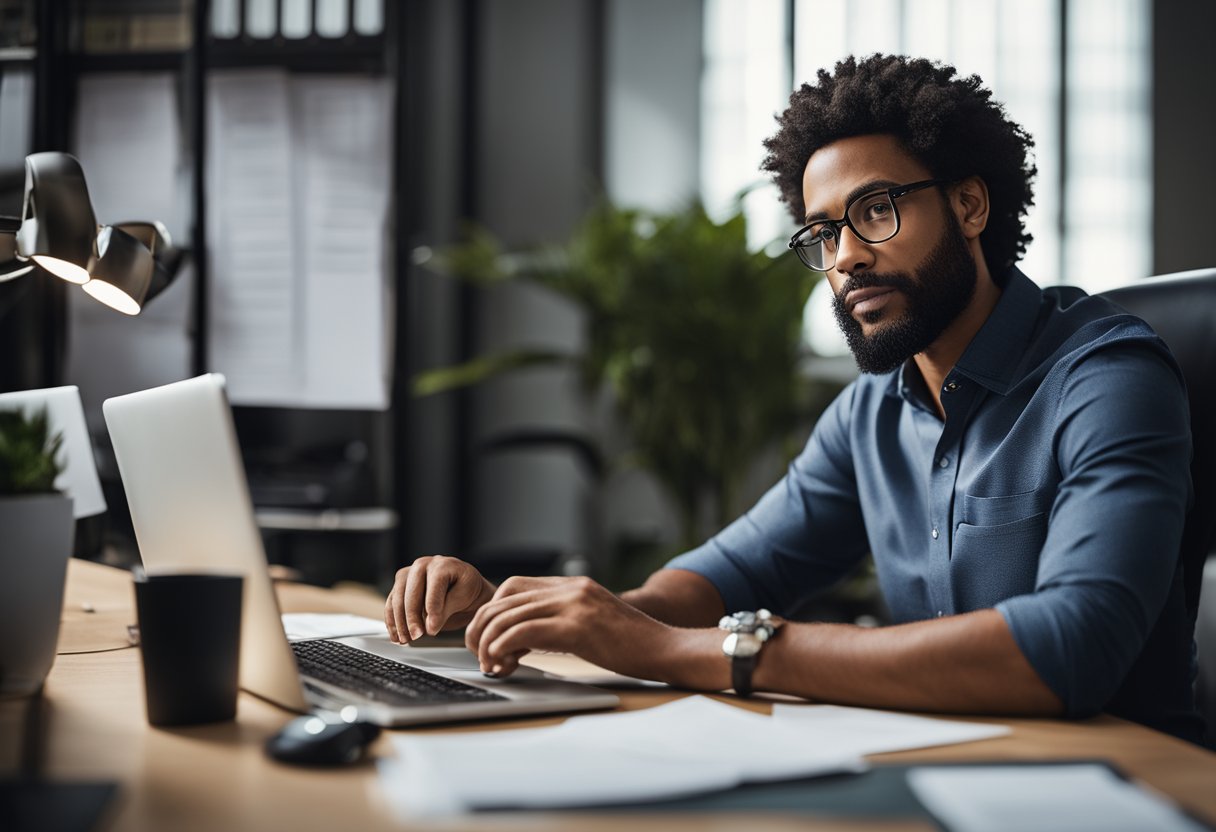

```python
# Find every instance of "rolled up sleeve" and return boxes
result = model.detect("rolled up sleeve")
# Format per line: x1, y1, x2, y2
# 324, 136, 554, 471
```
995, 343, 1191, 716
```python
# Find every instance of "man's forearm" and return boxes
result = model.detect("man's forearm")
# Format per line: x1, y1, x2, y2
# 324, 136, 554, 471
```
655, 608, 1064, 715
619, 568, 726, 628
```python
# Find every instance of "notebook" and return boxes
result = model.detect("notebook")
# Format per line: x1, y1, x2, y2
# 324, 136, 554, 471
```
103, 373, 618, 726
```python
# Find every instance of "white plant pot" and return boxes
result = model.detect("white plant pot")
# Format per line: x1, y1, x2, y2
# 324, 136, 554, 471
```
0, 492, 74, 698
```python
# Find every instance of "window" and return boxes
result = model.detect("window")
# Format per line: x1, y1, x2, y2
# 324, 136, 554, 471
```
700, 0, 789, 254
701, 0, 1151, 356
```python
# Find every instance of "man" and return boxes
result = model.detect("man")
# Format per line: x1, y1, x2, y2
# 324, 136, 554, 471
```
385, 55, 1203, 743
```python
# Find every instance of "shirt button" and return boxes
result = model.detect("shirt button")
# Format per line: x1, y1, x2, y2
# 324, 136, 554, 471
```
937, 610, 944, 618
938, 456, 950, 468
944, 380, 960, 392
931, 527, 939, 539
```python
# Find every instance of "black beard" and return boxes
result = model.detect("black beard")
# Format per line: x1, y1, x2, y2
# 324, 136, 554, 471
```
832, 218, 979, 375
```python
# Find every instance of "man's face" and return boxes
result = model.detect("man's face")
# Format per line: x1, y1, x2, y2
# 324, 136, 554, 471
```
801, 134, 979, 374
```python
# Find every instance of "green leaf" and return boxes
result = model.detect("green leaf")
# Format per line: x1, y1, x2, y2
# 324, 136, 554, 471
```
413, 349, 576, 397
0, 406, 66, 495
416, 197, 840, 549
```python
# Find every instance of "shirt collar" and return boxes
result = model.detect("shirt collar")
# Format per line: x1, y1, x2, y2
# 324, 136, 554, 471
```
951, 266, 1043, 395
883, 266, 1043, 401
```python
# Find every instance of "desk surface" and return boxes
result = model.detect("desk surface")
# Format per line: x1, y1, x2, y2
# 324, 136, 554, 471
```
3, 559, 1214, 832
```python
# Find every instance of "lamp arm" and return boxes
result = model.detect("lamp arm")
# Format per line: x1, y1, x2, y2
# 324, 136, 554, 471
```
0, 249, 35, 319
1, 217, 35, 282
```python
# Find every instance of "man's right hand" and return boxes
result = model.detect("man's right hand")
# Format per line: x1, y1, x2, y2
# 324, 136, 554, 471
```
384, 556, 497, 644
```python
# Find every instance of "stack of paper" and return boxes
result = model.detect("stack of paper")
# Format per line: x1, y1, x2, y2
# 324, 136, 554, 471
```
380, 697, 865, 817
378, 696, 1013, 818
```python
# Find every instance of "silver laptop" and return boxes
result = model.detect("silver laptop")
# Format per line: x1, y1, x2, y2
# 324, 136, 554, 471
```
103, 374, 619, 726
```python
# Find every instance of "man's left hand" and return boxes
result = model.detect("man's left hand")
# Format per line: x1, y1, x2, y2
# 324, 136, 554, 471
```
463, 576, 677, 679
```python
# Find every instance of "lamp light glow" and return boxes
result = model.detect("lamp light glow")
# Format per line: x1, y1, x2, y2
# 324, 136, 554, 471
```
31, 255, 91, 284
81, 278, 141, 315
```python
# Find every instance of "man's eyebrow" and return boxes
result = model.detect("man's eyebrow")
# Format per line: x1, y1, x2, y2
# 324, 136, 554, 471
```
803, 179, 900, 224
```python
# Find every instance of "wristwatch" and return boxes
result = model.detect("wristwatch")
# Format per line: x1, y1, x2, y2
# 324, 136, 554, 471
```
718, 609, 780, 696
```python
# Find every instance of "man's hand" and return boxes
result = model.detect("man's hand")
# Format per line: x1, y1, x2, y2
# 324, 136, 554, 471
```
464, 576, 683, 680
384, 556, 497, 644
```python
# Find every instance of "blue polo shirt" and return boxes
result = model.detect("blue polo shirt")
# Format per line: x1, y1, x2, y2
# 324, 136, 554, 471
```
667, 268, 1202, 742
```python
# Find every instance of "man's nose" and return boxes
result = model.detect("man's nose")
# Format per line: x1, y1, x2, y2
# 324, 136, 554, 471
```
834, 225, 876, 275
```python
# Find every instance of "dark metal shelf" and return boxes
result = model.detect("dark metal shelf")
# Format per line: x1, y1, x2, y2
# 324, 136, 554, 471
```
68, 51, 186, 72
208, 35, 386, 73
65, 37, 386, 74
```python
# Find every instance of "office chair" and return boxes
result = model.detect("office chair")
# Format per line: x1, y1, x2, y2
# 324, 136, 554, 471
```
1100, 268, 1216, 622
1100, 267, 1216, 735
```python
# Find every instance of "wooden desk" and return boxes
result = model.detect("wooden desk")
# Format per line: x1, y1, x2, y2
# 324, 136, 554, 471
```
3, 559, 1215, 832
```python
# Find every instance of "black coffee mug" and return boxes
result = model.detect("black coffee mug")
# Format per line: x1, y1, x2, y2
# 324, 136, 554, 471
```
133, 573, 243, 726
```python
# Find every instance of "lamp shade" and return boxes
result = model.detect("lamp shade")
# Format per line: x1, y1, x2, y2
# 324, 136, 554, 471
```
114, 221, 182, 303
14, 153, 98, 285
82, 226, 153, 315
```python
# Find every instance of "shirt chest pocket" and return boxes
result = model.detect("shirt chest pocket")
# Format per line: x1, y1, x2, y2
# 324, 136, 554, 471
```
950, 486, 1054, 612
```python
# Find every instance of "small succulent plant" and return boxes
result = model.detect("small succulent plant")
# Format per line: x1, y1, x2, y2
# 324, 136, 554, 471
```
0, 407, 64, 495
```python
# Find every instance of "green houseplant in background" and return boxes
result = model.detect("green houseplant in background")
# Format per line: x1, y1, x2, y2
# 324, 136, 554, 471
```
0, 407, 64, 494
417, 200, 840, 583
0, 406, 75, 697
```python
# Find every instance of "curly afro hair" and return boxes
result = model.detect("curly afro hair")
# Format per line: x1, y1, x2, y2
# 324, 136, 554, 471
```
762, 54, 1036, 279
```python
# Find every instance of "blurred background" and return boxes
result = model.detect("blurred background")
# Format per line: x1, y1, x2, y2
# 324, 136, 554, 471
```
0, 0, 1212, 603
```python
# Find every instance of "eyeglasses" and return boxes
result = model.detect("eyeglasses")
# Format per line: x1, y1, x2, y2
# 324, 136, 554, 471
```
788, 179, 945, 272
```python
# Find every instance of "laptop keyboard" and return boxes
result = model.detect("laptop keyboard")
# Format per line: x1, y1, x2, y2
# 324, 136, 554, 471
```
291, 639, 508, 707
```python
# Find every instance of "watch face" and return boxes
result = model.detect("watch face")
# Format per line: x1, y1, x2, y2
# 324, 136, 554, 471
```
722, 632, 762, 658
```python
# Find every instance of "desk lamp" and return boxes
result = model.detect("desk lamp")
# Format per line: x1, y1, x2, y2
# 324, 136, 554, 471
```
0, 152, 183, 315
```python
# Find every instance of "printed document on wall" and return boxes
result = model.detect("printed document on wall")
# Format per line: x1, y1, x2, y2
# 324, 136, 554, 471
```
206, 69, 392, 408
295, 76, 393, 408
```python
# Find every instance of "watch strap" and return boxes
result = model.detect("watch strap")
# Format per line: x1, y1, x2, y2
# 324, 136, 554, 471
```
730, 652, 759, 697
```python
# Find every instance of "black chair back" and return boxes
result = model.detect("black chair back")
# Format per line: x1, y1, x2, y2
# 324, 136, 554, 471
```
1100, 268, 1216, 623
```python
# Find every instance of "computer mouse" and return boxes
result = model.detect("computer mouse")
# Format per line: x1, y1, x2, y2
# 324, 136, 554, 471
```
264, 711, 382, 767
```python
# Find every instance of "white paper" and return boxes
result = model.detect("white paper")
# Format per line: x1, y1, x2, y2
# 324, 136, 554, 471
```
771, 703, 1011, 756
380, 696, 866, 817
293, 76, 392, 409
74, 74, 185, 239
280, 613, 388, 641
206, 70, 392, 409
907, 765, 1207, 832
207, 70, 301, 403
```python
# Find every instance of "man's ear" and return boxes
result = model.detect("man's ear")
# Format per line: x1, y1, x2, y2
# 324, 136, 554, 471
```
950, 176, 990, 240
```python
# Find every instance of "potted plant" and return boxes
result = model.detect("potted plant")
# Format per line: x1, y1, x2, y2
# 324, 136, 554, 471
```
0, 406, 75, 697
416, 200, 840, 579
